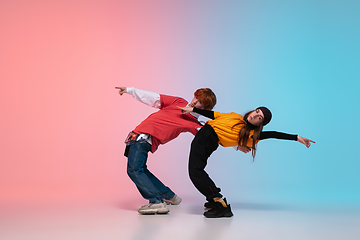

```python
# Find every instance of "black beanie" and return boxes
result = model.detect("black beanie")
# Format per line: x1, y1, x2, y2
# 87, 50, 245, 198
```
257, 106, 272, 126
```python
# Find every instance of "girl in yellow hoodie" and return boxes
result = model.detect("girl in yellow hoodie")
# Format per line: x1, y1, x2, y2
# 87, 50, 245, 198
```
178, 106, 315, 218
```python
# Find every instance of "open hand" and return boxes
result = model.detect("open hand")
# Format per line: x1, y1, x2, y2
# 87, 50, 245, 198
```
297, 136, 315, 148
115, 87, 127, 95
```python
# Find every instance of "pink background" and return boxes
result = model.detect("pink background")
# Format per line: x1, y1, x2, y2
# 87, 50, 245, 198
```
0, 0, 212, 205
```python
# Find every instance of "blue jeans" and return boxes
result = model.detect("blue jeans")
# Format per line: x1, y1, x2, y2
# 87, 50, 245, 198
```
126, 140, 175, 203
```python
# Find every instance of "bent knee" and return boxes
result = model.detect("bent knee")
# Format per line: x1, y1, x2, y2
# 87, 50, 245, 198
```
188, 166, 201, 178
127, 167, 134, 177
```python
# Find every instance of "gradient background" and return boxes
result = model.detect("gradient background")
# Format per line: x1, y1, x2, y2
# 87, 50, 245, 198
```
1, 0, 359, 210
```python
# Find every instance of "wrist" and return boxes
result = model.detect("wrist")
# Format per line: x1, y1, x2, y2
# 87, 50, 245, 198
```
126, 87, 134, 94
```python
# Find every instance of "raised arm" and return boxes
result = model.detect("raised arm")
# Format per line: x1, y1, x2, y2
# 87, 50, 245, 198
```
115, 87, 161, 108
259, 131, 315, 148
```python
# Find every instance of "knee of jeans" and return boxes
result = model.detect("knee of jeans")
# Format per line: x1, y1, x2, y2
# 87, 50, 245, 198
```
127, 165, 140, 178
127, 165, 144, 178
127, 167, 134, 177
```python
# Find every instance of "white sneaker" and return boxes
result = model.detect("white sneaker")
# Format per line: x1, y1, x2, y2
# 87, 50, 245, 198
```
138, 202, 169, 215
163, 194, 182, 205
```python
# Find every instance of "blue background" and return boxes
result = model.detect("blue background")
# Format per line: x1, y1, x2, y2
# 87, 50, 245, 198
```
157, 0, 360, 208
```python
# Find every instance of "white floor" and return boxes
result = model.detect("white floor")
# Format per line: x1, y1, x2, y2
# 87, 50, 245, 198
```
1, 200, 359, 240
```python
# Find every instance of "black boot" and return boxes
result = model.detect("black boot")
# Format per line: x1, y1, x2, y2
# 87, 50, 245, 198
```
203, 198, 234, 218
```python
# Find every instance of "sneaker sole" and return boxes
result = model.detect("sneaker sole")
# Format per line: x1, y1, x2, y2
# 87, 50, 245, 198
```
138, 208, 170, 215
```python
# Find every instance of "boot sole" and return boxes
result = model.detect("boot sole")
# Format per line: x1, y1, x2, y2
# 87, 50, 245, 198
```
204, 213, 233, 218
204, 209, 234, 218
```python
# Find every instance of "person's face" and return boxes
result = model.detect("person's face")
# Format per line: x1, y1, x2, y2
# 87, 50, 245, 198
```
190, 97, 205, 109
247, 109, 264, 126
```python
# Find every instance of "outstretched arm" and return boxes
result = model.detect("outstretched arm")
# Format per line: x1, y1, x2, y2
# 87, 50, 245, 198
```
115, 87, 161, 108
259, 131, 315, 148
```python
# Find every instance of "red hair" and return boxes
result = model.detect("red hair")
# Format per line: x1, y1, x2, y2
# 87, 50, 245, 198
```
194, 88, 216, 110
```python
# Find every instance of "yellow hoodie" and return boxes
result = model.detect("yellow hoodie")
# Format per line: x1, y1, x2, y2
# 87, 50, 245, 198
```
206, 112, 258, 148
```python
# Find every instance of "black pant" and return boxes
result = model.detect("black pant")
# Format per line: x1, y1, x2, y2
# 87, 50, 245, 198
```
189, 124, 222, 201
